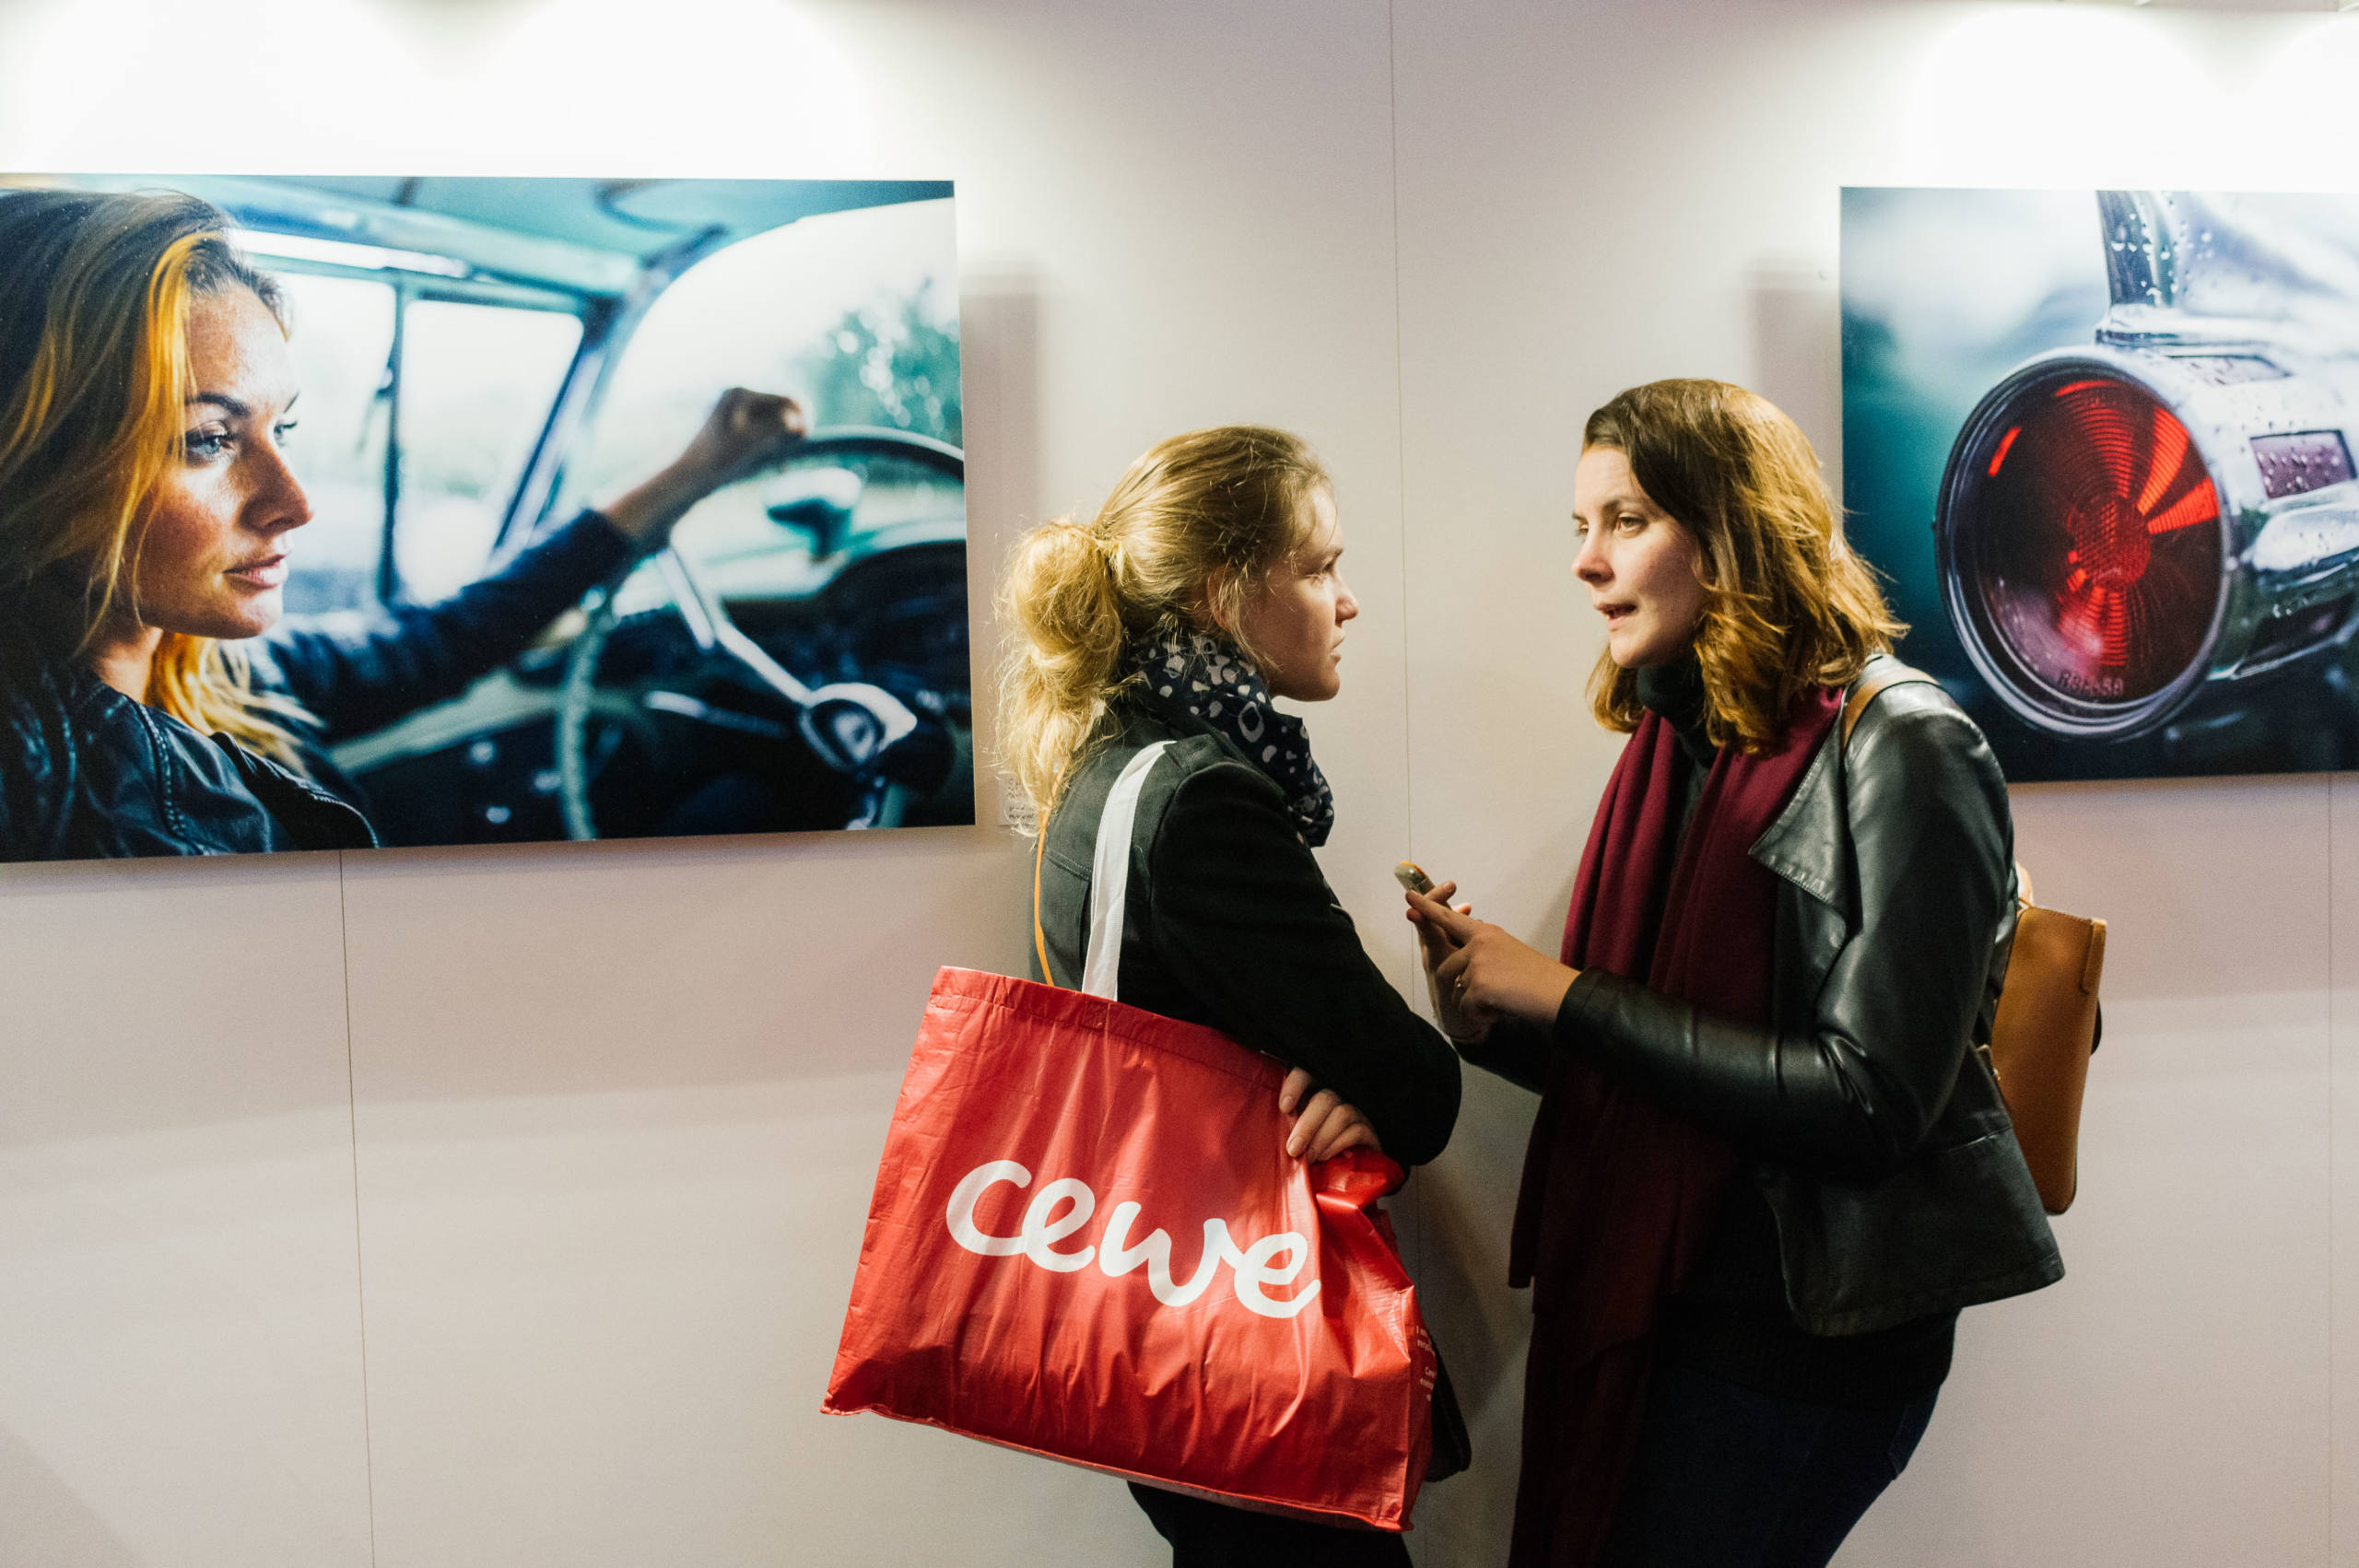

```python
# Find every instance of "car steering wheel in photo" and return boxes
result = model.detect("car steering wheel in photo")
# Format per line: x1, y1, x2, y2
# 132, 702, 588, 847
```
557, 428, 968, 837
1845, 187, 2359, 781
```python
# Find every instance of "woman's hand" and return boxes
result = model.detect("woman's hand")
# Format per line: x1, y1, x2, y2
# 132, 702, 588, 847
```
1277, 1067, 1384, 1163
599, 388, 810, 545
1404, 879, 1495, 1043
1406, 889, 1580, 1029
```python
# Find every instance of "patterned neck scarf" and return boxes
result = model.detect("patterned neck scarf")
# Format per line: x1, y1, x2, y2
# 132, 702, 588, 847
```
1122, 629, 1336, 847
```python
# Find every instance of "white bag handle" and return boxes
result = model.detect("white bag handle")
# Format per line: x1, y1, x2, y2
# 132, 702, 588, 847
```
1080, 741, 1171, 1000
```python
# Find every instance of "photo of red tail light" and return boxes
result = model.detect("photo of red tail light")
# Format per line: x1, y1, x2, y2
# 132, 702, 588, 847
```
1848, 188, 2359, 778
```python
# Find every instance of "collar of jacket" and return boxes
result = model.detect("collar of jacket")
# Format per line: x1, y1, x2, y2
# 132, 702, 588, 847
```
1105, 692, 1224, 756
15, 635, 379, 855
1743, 656, 1911, 929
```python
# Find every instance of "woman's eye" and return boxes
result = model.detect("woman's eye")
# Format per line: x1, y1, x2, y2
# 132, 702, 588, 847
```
273, 420, 299, 446
182, 430, 231, 461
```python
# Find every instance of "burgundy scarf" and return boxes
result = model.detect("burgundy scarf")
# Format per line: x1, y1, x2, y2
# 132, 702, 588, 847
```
1506, 688, 1841, 1568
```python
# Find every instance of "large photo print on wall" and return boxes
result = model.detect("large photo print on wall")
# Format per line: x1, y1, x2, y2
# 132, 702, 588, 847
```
0, 174, 969, 862
1844, 186, 2359, 780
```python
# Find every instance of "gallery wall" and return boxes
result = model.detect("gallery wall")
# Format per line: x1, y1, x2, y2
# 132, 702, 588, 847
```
0, 1, 2353, 1563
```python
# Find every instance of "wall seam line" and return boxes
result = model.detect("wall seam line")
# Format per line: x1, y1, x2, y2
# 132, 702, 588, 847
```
1386, 0, 1414, 928
1384, 0, 1423, 1283
338, 852, 380, 1566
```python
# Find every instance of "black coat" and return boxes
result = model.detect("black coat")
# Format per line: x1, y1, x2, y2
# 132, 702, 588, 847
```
1032, 700, 1472, 1482
0, 511, 633, 862
1031, 704, 1461, 1166
1466, 658, 2064, 1335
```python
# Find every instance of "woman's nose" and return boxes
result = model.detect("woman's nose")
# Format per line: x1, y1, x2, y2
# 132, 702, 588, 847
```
1573, 533, 1608, 584
1335, 573, 1359, 624
249, 441, 313, 535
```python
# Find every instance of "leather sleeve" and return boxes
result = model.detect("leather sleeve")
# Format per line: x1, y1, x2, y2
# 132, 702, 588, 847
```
1453, 1016, 1552, 1095
1555, 696, 2013, 1178
1144, 755, 1463, 1167
0, 671, 73, 863
260, 511, 638, 743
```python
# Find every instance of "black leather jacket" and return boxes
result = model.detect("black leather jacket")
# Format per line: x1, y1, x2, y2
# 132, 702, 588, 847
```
1464, 658, 2063, 1335
0, 511, 634, 862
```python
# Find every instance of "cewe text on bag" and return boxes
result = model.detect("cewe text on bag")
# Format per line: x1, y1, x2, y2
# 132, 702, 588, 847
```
945, 1158, 1323, 1318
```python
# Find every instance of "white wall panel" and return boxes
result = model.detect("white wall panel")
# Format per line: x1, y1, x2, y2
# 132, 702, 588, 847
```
2333, 769, 2359, 1566
0, 855, 370, 1567
338, 835, 1099, 1567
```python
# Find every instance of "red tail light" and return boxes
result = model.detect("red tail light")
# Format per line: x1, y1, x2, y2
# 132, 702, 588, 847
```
1956, 377, 2222, 707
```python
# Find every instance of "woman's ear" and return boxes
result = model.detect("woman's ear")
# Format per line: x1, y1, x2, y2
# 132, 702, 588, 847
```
1200, 567, 1242, 637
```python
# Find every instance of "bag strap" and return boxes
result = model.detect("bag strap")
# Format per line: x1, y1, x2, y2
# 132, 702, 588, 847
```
1844, 662, 2047, 946
1841, 662, 2034, 907
1029, 740, 1173, 1000
1840, 661, 1940, 747
1032, 828, 1056, 988
1082, 742, 1172, 999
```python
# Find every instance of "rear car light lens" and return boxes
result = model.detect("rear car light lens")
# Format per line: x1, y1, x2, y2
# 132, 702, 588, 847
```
1955, 377, 2222, 708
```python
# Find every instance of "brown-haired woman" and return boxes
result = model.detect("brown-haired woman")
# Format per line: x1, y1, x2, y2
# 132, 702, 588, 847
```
0, 188, 804, 860
1407, 380, 2062, 1568
1001, 425, 1466, 1563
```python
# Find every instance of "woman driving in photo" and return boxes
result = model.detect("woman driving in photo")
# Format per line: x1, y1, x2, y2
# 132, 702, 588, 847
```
1405, 380, 2062, 1568
998, 425, 1467, 1564
0, 188, 805, 861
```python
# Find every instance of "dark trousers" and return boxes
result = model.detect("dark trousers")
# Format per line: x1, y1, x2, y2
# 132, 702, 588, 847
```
1598, 1362, 1939, 1568
1129, 1483, 1414, 1568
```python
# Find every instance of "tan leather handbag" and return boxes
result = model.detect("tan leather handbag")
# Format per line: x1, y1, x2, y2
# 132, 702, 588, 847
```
1844, 668, 2106, 1216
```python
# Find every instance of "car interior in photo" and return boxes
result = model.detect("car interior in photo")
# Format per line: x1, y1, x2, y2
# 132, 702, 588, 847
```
26, 173, 974, 844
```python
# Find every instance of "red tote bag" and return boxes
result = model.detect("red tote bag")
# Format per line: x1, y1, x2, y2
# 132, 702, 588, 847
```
823, 743, 1436, 1530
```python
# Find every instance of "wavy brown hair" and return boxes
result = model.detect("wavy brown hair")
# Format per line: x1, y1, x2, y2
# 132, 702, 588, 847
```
1584, 379, 1903, 752
995, 425, 1329, 817
0, 188, 311, 766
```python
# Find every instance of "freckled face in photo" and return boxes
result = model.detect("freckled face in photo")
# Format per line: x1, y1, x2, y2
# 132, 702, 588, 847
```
128, 286, 310, 641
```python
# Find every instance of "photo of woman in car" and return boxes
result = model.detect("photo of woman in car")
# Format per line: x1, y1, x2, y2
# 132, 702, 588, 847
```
0, 189, 813, 860
0, 172, 972, 860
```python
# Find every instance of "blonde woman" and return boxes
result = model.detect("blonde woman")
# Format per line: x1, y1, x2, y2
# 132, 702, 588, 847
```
1408, 381, 2062, 1568
0, 189, 803, 860
1000, 426, 1465, 1563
